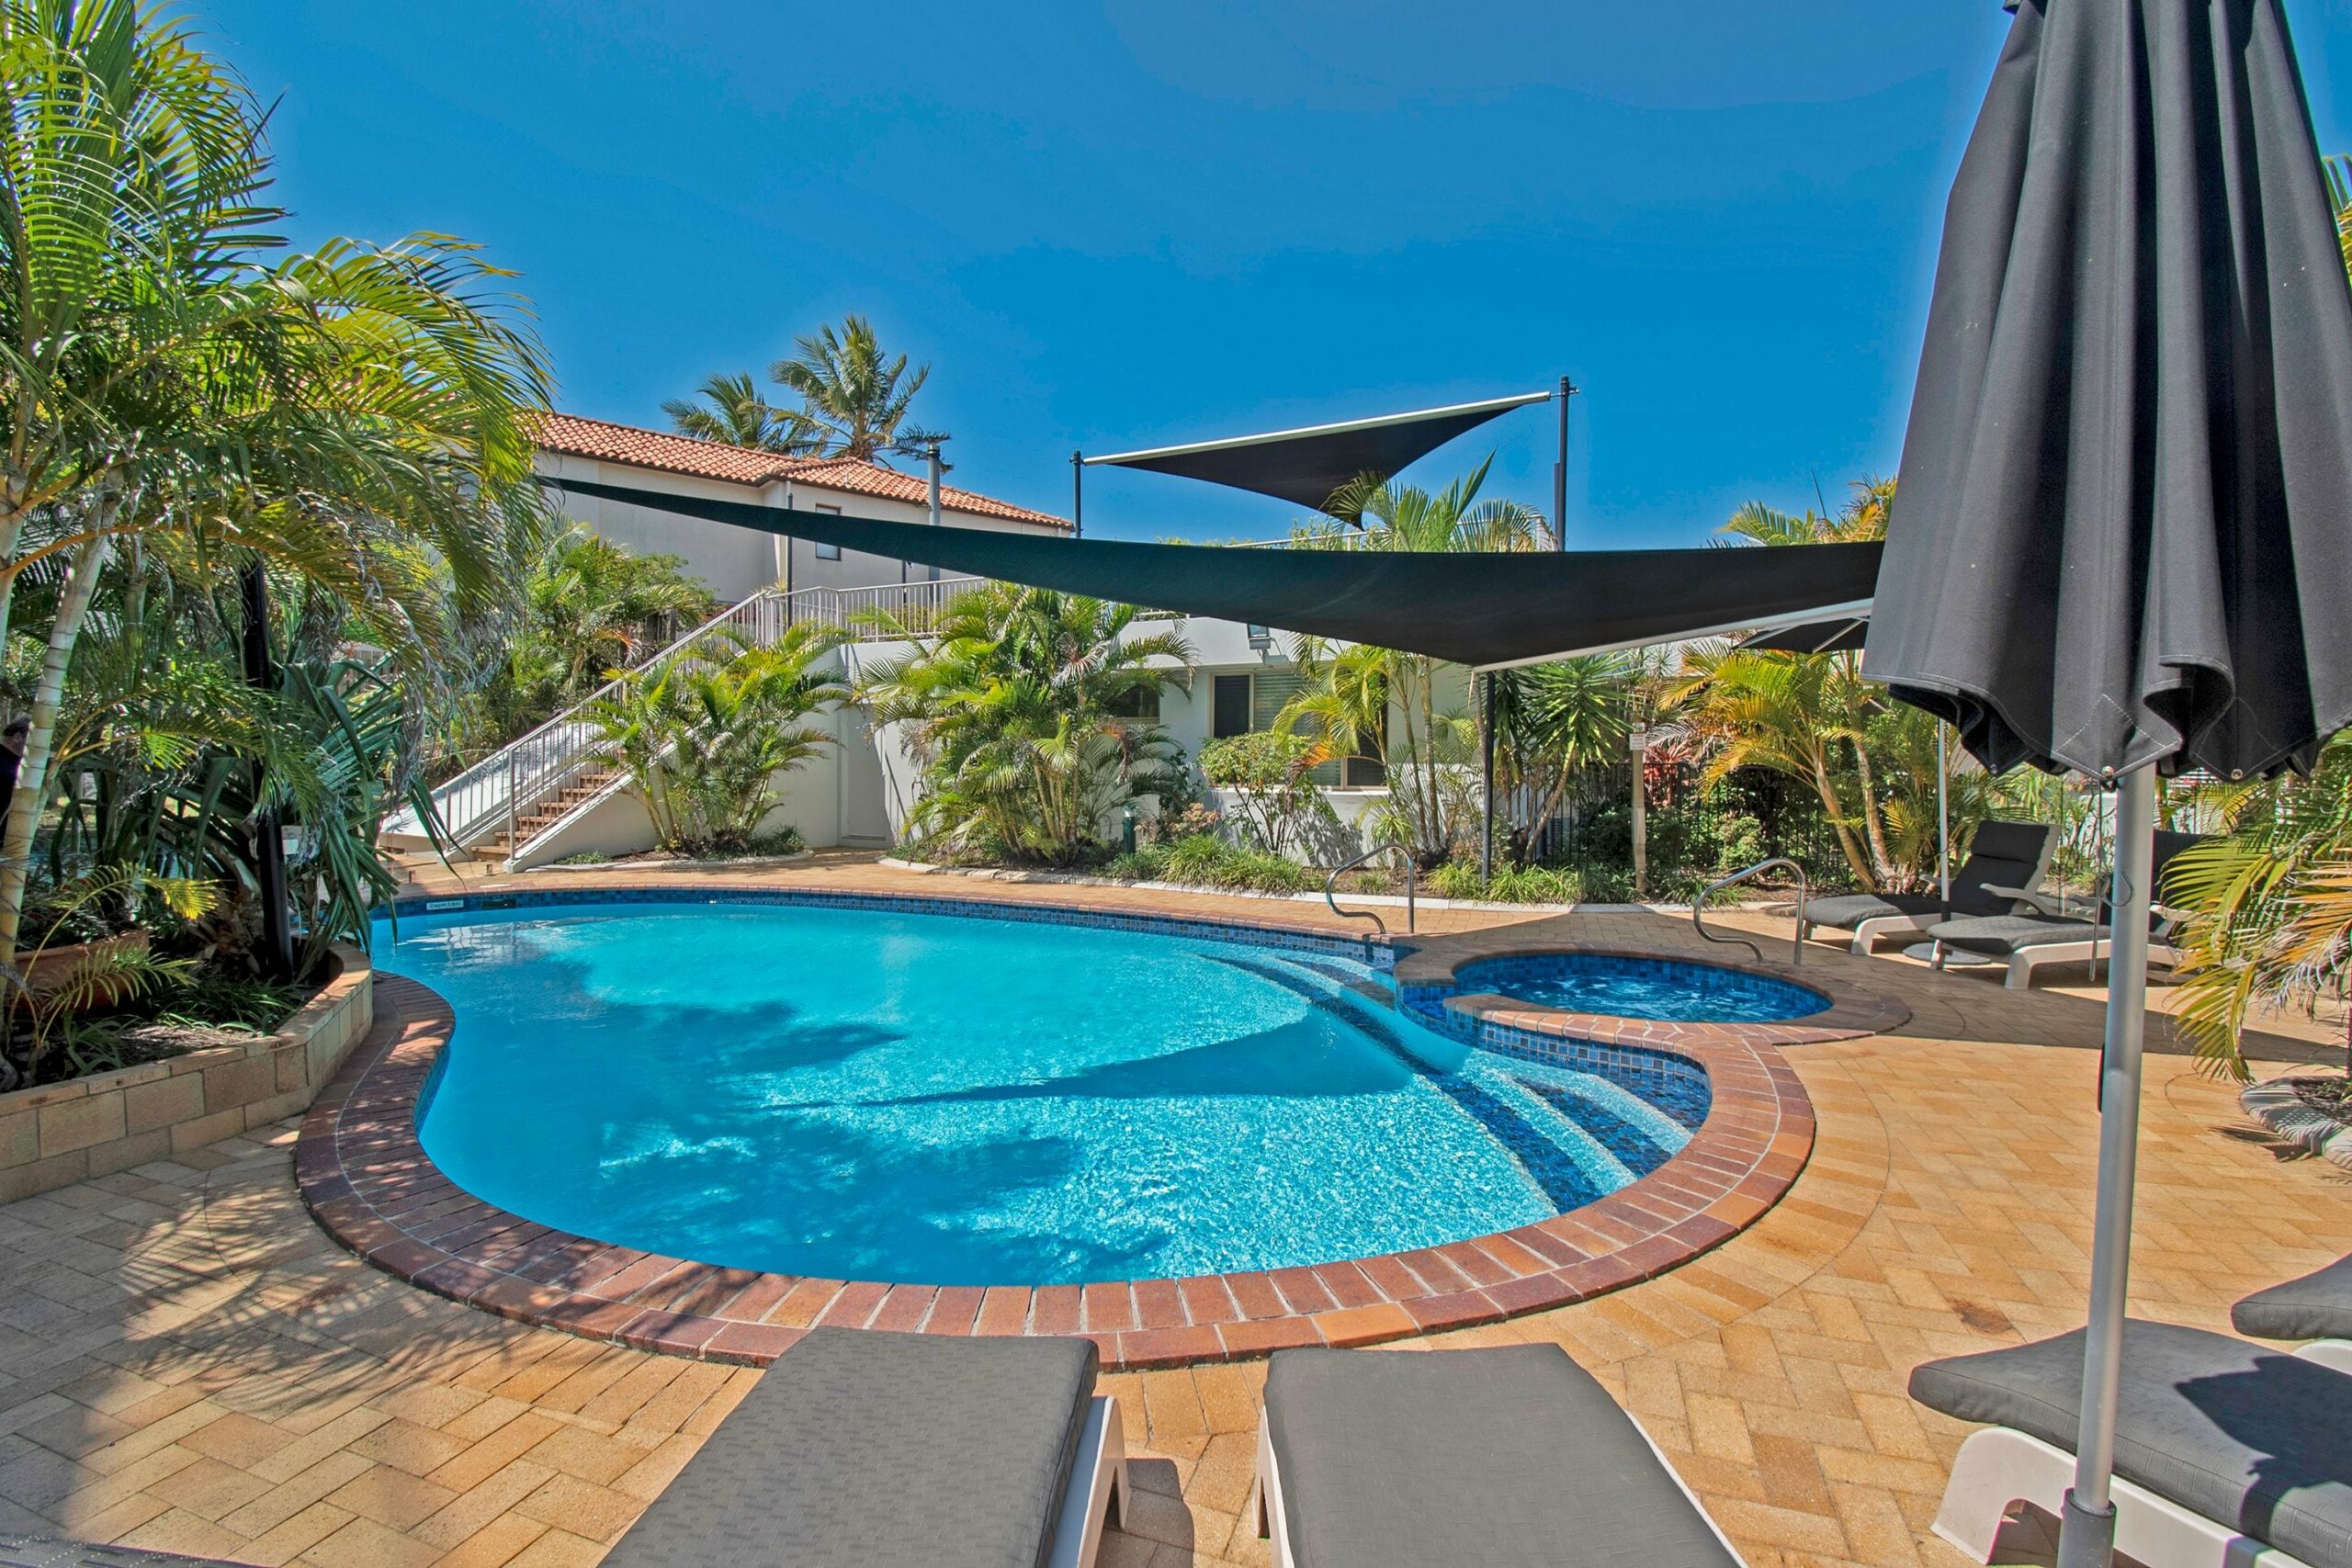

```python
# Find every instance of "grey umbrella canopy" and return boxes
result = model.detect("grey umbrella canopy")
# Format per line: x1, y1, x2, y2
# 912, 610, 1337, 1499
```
1866, 0, 2352, 784
1864, 4, 2352, 1566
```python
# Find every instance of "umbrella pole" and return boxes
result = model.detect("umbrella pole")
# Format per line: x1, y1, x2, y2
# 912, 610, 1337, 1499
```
1938, 726, 1951, 907
2055, 765, 2156, 1568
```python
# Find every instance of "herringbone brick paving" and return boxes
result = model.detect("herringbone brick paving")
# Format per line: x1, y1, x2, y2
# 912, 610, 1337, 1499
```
0, 859, 2340, 1567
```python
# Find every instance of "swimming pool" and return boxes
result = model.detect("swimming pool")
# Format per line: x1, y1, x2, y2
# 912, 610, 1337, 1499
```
376, 898, 1711, 1288
1451, 953, 1830, 1023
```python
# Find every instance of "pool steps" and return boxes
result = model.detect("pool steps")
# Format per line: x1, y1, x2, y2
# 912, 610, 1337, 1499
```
1223, 947, 1661, 1203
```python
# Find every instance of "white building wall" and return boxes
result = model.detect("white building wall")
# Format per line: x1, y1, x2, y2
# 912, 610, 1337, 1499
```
505, 609, 1454, 868
535, 451, 1066, 604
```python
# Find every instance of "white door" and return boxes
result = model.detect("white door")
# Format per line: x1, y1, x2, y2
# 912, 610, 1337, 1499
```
839, 708, 895, 845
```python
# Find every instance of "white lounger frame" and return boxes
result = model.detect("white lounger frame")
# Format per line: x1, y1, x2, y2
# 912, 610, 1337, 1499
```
1049, 1395, 1129, 1568
1934, 1344, 2345, 1568
1932, 1427, 2313, 1568
1250, 1400, 1740, 1568
1933, 933, 2181, 989
1804, 910, 1942, 956
2293, 1339, 2352, 1375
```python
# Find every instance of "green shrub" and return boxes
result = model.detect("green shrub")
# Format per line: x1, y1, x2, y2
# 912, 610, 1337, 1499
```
1429, 861, 1582, 905
1109, 834, 1312, 894
1199, 731, 1336, 855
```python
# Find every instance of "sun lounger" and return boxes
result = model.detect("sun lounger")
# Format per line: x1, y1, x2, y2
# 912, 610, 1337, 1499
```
605, 1328, 1125, 1568
1909, 1320, 2352, 1568
1254, 1344, 1740, 1568
1923, 829, 2204, 988
1802, 820, 2056, 953
2233, 1253, 2352, 1373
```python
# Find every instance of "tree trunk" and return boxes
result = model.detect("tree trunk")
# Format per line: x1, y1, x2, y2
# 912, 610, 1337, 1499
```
1849, 737, 1898, 888
1810, 753, 1876, 889
0, 532, 114, 972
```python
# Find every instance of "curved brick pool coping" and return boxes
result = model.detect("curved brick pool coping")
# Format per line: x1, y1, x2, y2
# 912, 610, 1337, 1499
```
1392, 934, 1912, 1052
297, 889, 1839, 1371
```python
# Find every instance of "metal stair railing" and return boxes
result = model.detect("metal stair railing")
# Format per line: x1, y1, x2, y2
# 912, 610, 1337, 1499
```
1324, 844, 1416, 938
418, 588, 788, 851
413, 573, 1200, 859
1693, 856, 1809, 965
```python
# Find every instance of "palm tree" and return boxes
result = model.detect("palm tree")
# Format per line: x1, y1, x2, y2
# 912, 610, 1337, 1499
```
1487, 654, 1636, 867
859, 583, 1193, 864
2169, 731, 2352, 1078
769, 315, 943, 462
1282, 457, 1545, 863
1719, 476, 1894, 547
662, 371, 820, 454
0, 1, 552, 970
1665, 644, 1895, 888
586, 626, 845, 854
1666, 475, 1915, 889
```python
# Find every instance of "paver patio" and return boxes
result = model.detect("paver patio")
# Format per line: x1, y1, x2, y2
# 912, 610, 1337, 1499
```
0, 855, 2341, 1568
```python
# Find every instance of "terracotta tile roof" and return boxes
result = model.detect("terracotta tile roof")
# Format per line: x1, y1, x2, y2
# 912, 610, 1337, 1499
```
533, 412, 1069, 530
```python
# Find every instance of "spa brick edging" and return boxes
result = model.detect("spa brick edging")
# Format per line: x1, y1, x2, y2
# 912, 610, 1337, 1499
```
0, 942, 373, 1203
1392, 935, 1911, 1055
301, 936, 1826, 1372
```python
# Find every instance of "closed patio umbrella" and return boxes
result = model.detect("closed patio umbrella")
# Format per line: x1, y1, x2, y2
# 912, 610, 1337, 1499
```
1864, 4, 2352, 1567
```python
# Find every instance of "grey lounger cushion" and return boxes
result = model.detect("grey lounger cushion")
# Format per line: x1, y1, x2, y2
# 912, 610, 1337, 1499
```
1926, 913, 2105, 956
605, 1327, 1099, 1568
1266, 1344, 1737, 1568
1909, 1321, 2352, 1568
2234, 1253, 2352, 1342
1804, 892, 1935, 927
0, 1541, 253, 1567
1808, 821, 2057, 931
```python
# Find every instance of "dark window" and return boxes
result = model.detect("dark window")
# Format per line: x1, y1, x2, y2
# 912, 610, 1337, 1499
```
1106, 686, 1160, 720
1212, 675, 1251, 738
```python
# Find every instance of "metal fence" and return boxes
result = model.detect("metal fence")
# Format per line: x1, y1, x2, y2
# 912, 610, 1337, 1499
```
1524, 760, 1865, 898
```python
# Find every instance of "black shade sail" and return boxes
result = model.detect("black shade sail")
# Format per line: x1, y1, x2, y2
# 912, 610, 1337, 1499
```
1084, 392, 1551, 512
547, 476, 1880, 671
1736, 614, 1871, 655
1864, 0, 2352, 781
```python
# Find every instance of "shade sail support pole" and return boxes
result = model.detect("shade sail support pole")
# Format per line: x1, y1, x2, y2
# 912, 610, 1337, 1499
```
1480, 671, 1496, 883
1071, 451, 1082, 540
2056, 764, 2155, 1568
1554, 376, 1575, 552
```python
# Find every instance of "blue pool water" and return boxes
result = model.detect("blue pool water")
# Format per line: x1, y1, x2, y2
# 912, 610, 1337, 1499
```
379, 899, 1709, 1287
1453, 953, 1830, 1023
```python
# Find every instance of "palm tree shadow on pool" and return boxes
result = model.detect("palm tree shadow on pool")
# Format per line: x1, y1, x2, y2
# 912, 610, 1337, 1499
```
799, 1013, 1418, 1111
421, 958, 1165, 1284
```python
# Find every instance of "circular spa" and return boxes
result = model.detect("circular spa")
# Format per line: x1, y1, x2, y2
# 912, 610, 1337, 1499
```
373, 897, 1715, 1288
1448, 953, 1832, 1024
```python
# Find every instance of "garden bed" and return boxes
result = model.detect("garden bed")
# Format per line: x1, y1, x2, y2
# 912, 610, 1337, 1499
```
0, 942, 373, 1202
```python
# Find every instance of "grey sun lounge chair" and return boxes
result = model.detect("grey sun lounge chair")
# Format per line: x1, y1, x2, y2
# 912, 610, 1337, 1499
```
1801, 819, 2057, 954
1923, 829, 2205, 989
605, 1328, 1126, 1568
1910, 1320, 2352, 1568
2233, 1252, 2352, 1373
1254, 1344, 1741, 1568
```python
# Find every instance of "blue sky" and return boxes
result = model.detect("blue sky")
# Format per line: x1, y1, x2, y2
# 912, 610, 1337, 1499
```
208, 1, 2352, 547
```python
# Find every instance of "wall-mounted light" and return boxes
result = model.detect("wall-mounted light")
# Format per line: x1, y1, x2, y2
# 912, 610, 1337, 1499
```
1247, 624, 1272, 651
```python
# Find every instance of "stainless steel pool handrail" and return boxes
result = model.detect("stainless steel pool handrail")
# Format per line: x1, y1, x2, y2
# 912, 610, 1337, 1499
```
1695, 856, 1808, 965
1325, 844, 1415, 937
